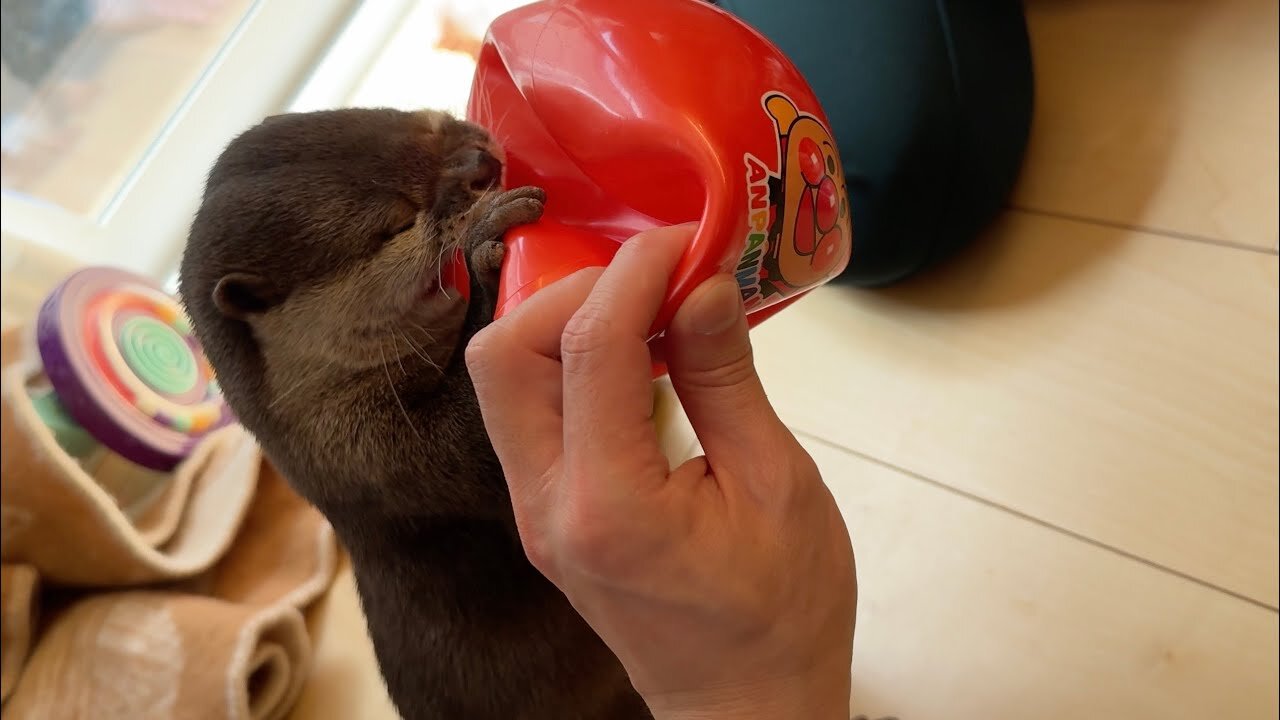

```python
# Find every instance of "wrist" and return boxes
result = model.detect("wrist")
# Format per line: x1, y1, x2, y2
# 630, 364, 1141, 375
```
645, 661, 850, 720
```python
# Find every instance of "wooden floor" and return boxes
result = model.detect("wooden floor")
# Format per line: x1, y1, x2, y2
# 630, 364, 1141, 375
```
292, 0, 1280, 718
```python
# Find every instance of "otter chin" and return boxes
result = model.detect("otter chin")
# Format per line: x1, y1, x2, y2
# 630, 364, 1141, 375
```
179, 108, 651, 720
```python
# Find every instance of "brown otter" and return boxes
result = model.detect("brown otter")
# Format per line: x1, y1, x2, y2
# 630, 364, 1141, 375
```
178, 108, 651, 720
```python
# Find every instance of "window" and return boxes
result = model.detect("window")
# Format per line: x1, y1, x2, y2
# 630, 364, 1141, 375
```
291, 0, 527, 118
1, 0, 366, 317
1, 0, 531, 322
2, 0, 265, 217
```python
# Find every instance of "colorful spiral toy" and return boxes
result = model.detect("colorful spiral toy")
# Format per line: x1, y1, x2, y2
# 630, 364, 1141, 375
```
35, 266, 233, 471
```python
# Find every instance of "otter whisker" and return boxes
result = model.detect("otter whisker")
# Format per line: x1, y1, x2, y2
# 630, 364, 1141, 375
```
379, 341, 423, 442
268, 360, 337, 410
388, 333, 411, 378
402, 326, 443, 373
397, 327, 433, 366
488, 105, 515, 140
405, 324, 438, 345
396, 328, 435, 370
432, 188, 496, 298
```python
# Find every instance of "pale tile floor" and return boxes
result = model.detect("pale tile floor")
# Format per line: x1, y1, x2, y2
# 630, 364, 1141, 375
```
292, 0, 1280, 718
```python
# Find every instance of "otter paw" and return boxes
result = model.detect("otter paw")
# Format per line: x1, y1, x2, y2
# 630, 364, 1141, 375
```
468, 186, 546, 249
469, 239, 506, 280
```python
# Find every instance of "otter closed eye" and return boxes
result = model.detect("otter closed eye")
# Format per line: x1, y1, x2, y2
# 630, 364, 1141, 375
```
387, 219, 417, 240
467, 147, 503, 192
380, 196, 420, 243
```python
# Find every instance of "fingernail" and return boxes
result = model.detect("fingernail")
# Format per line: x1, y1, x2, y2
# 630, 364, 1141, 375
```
688, 276, 744, 335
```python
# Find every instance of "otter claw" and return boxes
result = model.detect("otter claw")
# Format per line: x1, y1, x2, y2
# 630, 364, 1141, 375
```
485, 187, 544, 233
500, 185, 546, 204
469, 240, 506, 278
466, 186, 546, 252
464, 186, 545, 300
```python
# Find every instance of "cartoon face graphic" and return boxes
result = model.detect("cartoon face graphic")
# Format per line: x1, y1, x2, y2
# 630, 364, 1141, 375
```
735, 92, 852, 310
765, 93, 852, 289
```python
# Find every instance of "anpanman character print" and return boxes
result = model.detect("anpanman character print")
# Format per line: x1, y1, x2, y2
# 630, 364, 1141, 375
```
735, 91, 852, 310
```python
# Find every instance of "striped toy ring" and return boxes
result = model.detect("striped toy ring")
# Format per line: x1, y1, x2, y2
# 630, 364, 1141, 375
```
35, 266, 233, 470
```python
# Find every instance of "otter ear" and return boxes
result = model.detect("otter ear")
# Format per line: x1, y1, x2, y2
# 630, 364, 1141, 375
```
213, 272, 282, 319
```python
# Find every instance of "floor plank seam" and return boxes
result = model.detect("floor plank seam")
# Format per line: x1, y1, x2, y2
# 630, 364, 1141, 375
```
1005, 205, 1280, 256
792, 427, 1280, 614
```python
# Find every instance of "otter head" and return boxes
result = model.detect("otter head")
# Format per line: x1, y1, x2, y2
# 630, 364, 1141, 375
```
179, 108, 505, 420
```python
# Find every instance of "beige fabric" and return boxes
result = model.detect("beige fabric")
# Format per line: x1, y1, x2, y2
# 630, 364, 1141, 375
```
1, 355, 258, 586
0, 324, 339, 718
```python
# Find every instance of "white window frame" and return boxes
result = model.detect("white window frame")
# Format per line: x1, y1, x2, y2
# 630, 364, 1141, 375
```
1, 0, 420, 320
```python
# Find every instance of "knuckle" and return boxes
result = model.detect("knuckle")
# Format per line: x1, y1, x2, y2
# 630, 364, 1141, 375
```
559, 311, 615, 367
678, 343, 758, 389
611, 234, 654, 263
519, 531, 553, 573
560, 526, 611, 574
796, 445, 821, 478
556, 500, 618, 571
464, 325, 509, 375
776, 444, 824, 509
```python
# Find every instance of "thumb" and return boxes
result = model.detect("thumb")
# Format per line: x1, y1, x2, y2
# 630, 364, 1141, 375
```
663, 274, 789, 467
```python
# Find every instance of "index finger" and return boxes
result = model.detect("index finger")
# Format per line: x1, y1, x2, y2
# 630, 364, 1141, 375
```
560, 224, 695, 484
468, 267, 605, 486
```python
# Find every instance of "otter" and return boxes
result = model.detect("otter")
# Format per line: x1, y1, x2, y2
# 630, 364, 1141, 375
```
178, 108, 651, 720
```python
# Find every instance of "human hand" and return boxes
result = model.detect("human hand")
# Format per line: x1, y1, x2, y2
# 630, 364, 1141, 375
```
465, 224, 856, 720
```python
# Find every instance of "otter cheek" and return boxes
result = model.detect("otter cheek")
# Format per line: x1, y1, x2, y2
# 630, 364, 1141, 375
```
413, 293, 469, 369
439, 248, 471, 302
420, 290, 469, 332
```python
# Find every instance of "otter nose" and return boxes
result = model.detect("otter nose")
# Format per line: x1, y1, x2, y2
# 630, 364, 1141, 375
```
466, 148, 503, 192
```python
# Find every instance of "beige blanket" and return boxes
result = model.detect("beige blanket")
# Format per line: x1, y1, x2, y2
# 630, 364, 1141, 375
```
0, 325, 338, 720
